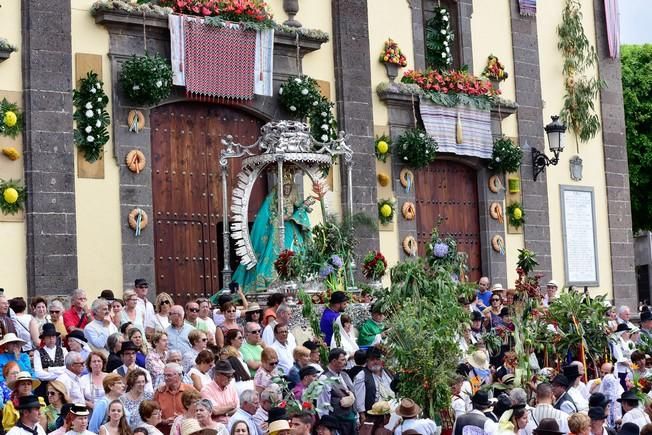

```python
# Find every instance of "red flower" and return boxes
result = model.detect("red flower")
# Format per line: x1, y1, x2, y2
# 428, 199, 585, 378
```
302, 401, 313, 409
279, 400, 287, 408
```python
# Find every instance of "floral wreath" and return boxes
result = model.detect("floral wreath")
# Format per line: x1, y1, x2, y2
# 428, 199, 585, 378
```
488, 137, 522, 173
0, 99, 23, 138
377, 198, 395, 225
507, 202, 525, 229
73, 71, 110, 163
375, 134, 391, 163
120, 54, 173, 106
0, 179, 26, 215
395, 128, 437, 169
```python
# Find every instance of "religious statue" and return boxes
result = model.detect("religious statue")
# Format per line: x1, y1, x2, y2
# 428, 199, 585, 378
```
232, 168, 315, 293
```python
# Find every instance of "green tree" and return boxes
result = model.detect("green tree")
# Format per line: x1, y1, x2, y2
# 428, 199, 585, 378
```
622, 44, 652, 231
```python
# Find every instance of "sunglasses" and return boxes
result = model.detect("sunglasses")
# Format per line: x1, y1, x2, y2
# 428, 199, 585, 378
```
50, 310, 60, 314
138, 285, 149, 289
200, 338, 208, 342
491, 299, 501, 302
249, 330, 261, 334
160, 300, 171, 306
226, 310, 236, 313
268, 361, 279, 366
47, 391, 58, 396
189, 308, 199, 313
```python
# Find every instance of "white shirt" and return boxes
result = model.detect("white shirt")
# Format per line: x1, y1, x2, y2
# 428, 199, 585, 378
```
622, 407, 651, 430
7, 423, 47, 435
80, 373, 106, 402
56, 369, 85, 404
137, 297, 157, 330
33, 345, 68, 381
261, 320, 277, 346
395, 418, 438, 435
227, 408, 258, 435
84, 320, 118, 350
113, 364, 154, 394
270, 336, 296, 375
568, 386, 589, 412
153, 314, 169, 331
452, 395, 467, 418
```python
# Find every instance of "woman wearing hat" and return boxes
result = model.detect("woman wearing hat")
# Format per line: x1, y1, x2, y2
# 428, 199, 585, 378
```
2, 372, 46, 431
394, 398, 437, 435
243, 303, 263, 327
611, 324, 635, 389
268, 419, 291, 435
65, 403, 94, 435
0, 334, 34, 383
66, 330, 91, 365
43, 380, 70, 432
365, 401, 393, 435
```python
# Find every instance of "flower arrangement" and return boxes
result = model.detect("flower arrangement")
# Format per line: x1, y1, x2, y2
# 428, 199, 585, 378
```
482, 55, 508, 82
362, 250, 388, 281
0, 99, 23, 138
158, 0, 273, 22
379, 38, 407, 67
488, 137, 522, 173
319, 254, 344, 293
375, 134, 391, 163
274, 249, 302, 281
377, 199, 395, 225
507, 202, 525, 229
73, 72, 110, 163
395, 128, 437, 169
425, 225, 461, 271
120, 54, 173, 106
425, 7, 453, 70
0, 179, 26, 215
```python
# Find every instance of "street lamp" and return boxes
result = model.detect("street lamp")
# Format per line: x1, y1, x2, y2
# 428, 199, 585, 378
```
532, 115, 567, 181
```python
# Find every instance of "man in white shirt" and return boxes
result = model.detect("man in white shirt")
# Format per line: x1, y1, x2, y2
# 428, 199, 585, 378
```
83, 299, 117, 353
542, 281, 559, 307
262, 304, 291, 346
56, 351, 86, 405
452, 391, 497, 435
227, 390, 260, 435
619, 390, 651, 430
270, 324, 296, 375
6, 395, 46, 435
617, 306, 636, 329
134, 278, 157, 337
394, 398, 438, 435
112, 341, 154, 394
564, 364, 589, 412
33, 323, 67, 382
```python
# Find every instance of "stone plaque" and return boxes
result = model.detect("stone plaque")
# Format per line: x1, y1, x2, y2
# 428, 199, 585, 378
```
560, 186, 599, 286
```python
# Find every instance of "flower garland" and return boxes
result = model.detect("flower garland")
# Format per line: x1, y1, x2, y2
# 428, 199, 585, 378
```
158, 0, 273, 23
402, 69, 497, 110
379, 38, 407, 67
309, 97, 338, 143
425, 7, 453, 70
0, 99, 23, 138
507, 202, 526, 229
362, 250, 388, 281
395, 128, 437, 169
488, 137, 522, 173
377, 199, 395, 225
375, 134, 391, 163
0, 179, 26, 215
73, 72, 110, 163
482, 55, 508, 82
120, 54, 173, 106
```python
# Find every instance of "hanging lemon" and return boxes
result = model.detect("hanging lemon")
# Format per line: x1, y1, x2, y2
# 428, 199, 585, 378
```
3, 111, 17, 128
380, 204, 392, 217
513, 207, 523, 220
376, 140, 389, 155
3, 187, 18, 204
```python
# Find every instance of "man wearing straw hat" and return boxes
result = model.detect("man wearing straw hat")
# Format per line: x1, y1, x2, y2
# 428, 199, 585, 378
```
6, 394, 46, 435
394, 398, 438, 435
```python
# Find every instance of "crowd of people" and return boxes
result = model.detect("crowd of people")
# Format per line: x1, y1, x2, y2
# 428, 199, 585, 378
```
0, 276, 650, 435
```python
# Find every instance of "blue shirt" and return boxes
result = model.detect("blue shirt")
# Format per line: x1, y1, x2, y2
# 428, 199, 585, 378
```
0, 353, 34, 383
476, 290, 493, 310
320, 308, 340, 345
165, 324, 194, 355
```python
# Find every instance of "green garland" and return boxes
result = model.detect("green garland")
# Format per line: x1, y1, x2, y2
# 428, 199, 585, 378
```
507, 202, 526, 229
375, 134, 391, 163
120, 54, 173, 106
557, 0, 604, 143
488, 137, 523, 173
0, 179, 26, 215
425, 7, 454, 70
73, 72, 110, 163
279, 75, 337, 142
309, 97, 338, 143
395, 128, 438, 169
378, 199, 395, 225
0, 99, 23, 138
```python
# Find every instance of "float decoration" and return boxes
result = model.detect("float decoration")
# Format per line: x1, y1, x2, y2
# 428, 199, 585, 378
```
401, 201, 416, 221
488, 175, 503, 193
0, 99, 23, 138
488, 137, 522, 173
482, 55, 509, 84
128, 207, 148, 236
489, 201, 504, 224
125, 149, 146, 174
377, 173, 390, 187
120, 54, 173, 106
402, 235, 418, 257
377, 198, 395, 225
491, 234, 505, 255
73, 71, 110, 163
399, 168, 414, 192
424, 6, 453, 70
0, 179, 26, 215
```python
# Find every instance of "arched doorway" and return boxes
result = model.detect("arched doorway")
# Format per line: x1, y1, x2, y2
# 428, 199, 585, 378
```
415, 159, 482, 281
150, 103, 267, 303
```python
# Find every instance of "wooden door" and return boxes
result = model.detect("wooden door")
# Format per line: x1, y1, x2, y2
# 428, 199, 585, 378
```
151, 103, 265, 304
415, 159, 482, 281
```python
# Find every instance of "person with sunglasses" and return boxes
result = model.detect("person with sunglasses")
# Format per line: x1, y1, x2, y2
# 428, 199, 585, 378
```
153, 293, 174, 333
185, 302, 211, 338
254, 348, 282, 394
483, 294, 505, 330
133, 279, 157, 339
47, 300, 68, 343
240, 323, 264, 377
182, 330, 209, 374
200, 361, 239, 425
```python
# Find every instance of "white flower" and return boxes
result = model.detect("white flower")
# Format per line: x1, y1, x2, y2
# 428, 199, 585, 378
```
443, 15, 449, 21
85, 110, 94, 118
442, 52, 447, 58
96, 120, 101, 127
290, 105, 297, 112
301, 88, 309, 95
441, 29, 447, 35
321, 134, 328, 141
404, 156, 408, 161
425, 150, 429, 154
96, 83, 101, 89
313, 101, 318, 106
85, 102, 93, 110
133, 85, 141, 91
496, 157, 501, 162
444, 41, 449, 46
321, 124, 328, 131
440, 8, 446, 14
96, 109, 101, 114
321, 112, 327, 117
87, 135, 95, 142
156, 80, 163, 88
85, 126, 92, 133
279, 87, 284, 95
294, 78, 302, 83
90, 88, 97, 94
98, 97, 103, 102
419, 133, 425, 139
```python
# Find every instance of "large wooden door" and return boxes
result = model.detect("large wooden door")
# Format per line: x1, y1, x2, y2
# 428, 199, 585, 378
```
151, 103, 265, 303
415, 160, 482, 281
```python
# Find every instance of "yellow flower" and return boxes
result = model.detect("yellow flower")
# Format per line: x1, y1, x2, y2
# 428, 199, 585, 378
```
380, 204, 392, 217
632, 363, 640, 371
3, 187, 18, 204
376, 140, 389, 154
513, 208, 523, 220
4, 111, 17, 128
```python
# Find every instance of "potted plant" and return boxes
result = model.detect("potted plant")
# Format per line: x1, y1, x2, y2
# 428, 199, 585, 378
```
379, 38, 408, 82
482, 54, 508, 90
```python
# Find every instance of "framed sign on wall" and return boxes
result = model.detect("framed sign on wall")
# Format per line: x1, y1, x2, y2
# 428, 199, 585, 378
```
560, 185, 599, 287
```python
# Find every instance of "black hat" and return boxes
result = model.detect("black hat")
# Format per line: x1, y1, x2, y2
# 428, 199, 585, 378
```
471, 311, 483, 322
118, 340, 139, 355
589, 392, 609, 408
618, 390, 640, 403
588, 406, 607, 421
267, 406, 289, 423
299, 366, 319, 380
366, 346, 383, 360
562, 364, 581, 381
619, 423, 640, 435
39, 323, 60, 339
493, 394, 513, 419
302, 340, 319, 352
330, 291, 349, 304
100, 290, 115, 301
471, 390, 493, 409
641, 311, 652, 323
533, 419, 565, 435
134, 278, 148, 287
59, 403, 74, 420
16, 395, 41, 410
316, 415, 341, 431
214, 360, 235, 375
67, 329, 87, 344
616, 323, 632, 333
551, 374, 570, 388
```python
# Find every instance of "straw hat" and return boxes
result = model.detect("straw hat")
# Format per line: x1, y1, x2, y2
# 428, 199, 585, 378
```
8, 371, 40, 390
180, 419, 217, 435
367, 400, 392, 416
466, 350, 490, 370
246, 303, 262, 313
47, 380, 70, 403
268, 419, 291, 434
0, 333, 26, 348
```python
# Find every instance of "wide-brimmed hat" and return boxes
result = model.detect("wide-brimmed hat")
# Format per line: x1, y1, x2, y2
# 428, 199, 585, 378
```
15, 394, 41, 410
491, 283, 504, 291
268, 419, 291, 434
588, 406, 607, 420
69, 403, 90, 416
562, 364, 581, 381
330, 291, 349, 304
395, 398, 421, 418
546, 280, 559, 288
618, 390, 640, 403
214, 360, 235, 375
466, 350, 489, 370
8, 371, 41, 390
619, 423, 640, 435
0, 333, 26, 347
616, 323, 632, 333
118, 340, 139, 355
533, 418, 565, 435
100, 290, 115, 301
471, 390, 494, 409
39, 323, 60, 339
67, 330, 88, 344
181, 418, 217, 435
47, 380, 70, 403
551, 374, 570, 388
589, 392, 609, 408
316, 415, 340, 431
245, 303, 262, 313
367, 400, 392, 416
